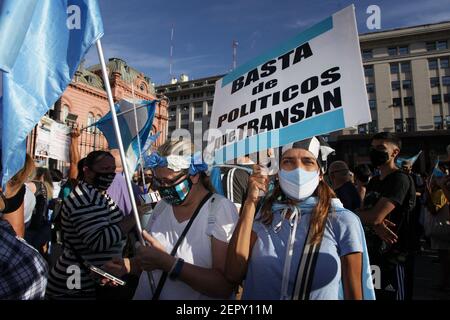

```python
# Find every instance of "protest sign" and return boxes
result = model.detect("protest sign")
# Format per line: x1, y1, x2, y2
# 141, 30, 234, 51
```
35, 116, 71, 162
207, 5, 371, 164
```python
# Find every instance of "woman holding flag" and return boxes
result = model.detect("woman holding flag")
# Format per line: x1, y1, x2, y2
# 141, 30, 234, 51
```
225, 137, 375, 300
103, 139, 239, 299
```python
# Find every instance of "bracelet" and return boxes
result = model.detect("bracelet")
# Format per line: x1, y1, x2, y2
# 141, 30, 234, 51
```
169, 258, 184, 280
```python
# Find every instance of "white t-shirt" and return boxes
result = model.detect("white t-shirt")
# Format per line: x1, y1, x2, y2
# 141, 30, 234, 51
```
24, 184, 36, 225
133, 193, 238, 300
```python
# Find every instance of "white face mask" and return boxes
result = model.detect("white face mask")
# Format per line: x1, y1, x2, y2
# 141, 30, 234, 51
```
278, 168, 320, 201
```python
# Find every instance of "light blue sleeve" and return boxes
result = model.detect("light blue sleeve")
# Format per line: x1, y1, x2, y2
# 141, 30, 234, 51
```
332, 208, 376, 300
332, 209, 364, 257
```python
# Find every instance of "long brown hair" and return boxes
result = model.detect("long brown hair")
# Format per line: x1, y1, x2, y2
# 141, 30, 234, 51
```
260, 177, 336, 245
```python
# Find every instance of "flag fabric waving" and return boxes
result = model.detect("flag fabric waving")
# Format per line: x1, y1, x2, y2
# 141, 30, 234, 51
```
0, 0, 104, 186
142, 131, 161, 155
396, 150, 422, 168
95, 99, 157, 176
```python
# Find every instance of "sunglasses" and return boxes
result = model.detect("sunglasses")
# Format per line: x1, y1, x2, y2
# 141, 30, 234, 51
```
152, 171, 188, 188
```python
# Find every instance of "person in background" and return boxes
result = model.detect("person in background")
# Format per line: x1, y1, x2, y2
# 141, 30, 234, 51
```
107, 149, 141, 217
1, 154, 35, 237
59, 127, 81, 199
358, 132, 416, 300
1, 154, 48, 300
354, 164, 372, 207
425, 176, 450, 292
328, 160, 361, 211
50, 169, 63, 200
46, 151, 139, 299
25, 167, 54, 256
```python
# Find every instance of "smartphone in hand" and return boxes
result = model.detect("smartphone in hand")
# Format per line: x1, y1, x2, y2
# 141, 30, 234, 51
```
87, 264, 126, 286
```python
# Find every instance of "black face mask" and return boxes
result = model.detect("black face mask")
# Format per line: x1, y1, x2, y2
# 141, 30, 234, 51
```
0, 184, 26, 214
92, 171, 116, 191
369, 148, 390, 167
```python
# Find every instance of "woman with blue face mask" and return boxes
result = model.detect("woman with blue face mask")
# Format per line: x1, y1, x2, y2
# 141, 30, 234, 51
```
102, 139, 239, 300
225, 137, 375, 300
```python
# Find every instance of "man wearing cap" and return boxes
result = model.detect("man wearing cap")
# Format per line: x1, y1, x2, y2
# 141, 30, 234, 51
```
329, 161, 361, 211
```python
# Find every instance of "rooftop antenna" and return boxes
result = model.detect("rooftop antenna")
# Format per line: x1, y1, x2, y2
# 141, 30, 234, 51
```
169, 24, 174, 82
232, 40, 238, 70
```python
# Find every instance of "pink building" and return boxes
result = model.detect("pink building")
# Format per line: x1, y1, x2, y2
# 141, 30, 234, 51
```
27, 58, 168, 160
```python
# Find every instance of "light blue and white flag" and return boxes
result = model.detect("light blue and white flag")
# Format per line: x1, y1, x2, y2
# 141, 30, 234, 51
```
142, 131, 161, 155
396, 150, 422, 168
95, 99, 157, 176
0, 0, 104, 186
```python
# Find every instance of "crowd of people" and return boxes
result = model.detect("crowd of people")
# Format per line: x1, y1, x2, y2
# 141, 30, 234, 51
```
1, 131, 449, 300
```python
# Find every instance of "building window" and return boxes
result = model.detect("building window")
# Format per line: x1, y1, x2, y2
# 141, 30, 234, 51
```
388, 47, 397, 56
87, 112, 95, 132
447, 115, 450, 128
192, 92, 203, 99
390, 63, 399, 74
394, 119, 403, 133
391, 81, 400, 90
140, 83, 146, 91
362, 49, 373, 59
405, 118, 415, 132
369, 120, 378, 133
400, 62, 411, 72
404, 96, 414, 106
194, 112, 203, 119
441, 58, 450, 69
358, 124, 368, 134
402, 80, 412, 90
181, 114, 189, 120
364, 65, 374, 77
61, 104, 69, 122
392, 98, 402, 107
428, 59, 438, 70
168, 126, 176, 132
437, 40, 448, 50
181, 124, 189, 130
432, 94, 442, 104
399, 46, 409, 55
180, 95, 190, 100
366, 83, 375, 93
369, 99, 376, 109
444, 93, 450, 103
426, 42, 437, 51
430, 77, 440, 87
442, 76, 450, 86
434, 116, 444, 129
169, 106, 176, 112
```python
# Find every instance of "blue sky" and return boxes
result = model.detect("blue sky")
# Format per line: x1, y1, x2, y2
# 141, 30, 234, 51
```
83, 0, 450, 85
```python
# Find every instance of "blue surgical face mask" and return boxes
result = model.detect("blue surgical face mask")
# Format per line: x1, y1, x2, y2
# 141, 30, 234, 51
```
278, 168, 320, 201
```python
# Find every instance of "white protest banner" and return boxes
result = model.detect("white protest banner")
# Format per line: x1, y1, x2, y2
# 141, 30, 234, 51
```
50, 121, 71, 162
35, 117, 53, 158
207, 5, 371, 164
35, 116, 71, 162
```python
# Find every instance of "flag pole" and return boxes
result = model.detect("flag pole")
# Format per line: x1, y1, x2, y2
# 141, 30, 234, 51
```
131, 84, 148, 193
95, 39, 155, 293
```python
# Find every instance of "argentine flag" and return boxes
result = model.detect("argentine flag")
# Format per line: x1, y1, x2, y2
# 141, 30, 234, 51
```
0, 0, 104, 186
95, 98, 157, 176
